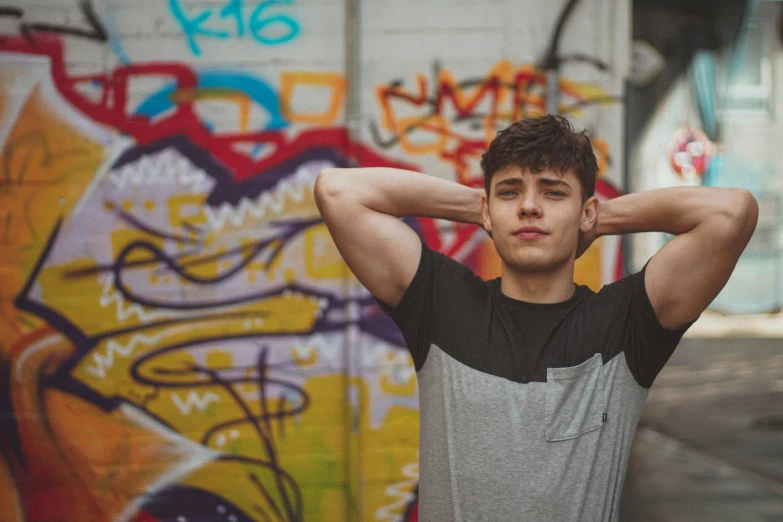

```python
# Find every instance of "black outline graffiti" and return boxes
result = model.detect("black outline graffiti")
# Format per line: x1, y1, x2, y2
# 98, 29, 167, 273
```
541, 0, 601, 70
0, 0, 107, 44
56, 215, 325, 310
368, 65, 622, 152
369, 0, 621, 153
14, 211, 387, 367
115, 207, 204, 245
113, 218, 320, 308
131, 344, 308, 521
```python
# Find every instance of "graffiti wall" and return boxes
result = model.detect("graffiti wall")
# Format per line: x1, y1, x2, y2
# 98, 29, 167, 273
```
0, 1, 629, 521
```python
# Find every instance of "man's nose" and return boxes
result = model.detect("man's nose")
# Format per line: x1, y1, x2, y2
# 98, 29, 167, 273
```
518, 191, 541, 216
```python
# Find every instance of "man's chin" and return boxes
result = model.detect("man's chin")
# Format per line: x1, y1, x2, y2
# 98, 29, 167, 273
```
501, 253, 569, 274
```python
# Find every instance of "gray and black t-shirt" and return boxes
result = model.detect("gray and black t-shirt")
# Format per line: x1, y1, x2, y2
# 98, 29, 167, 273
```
375, 237, 695, 522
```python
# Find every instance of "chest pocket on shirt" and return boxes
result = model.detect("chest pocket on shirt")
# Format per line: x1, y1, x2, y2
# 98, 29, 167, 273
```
545, 353, 605, 442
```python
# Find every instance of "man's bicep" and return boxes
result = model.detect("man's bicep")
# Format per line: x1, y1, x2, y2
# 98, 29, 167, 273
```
644, 196, 758, 329
316, 186, 422, 311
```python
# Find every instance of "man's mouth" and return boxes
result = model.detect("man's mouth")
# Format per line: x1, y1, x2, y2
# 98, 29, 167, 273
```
517, 231, 546, 239
514, 226, 548, 239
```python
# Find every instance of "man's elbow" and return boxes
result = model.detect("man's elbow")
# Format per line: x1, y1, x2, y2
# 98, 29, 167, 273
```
732, 189, 759, 239
314, 168, 345, 203
719, 189, 759, 244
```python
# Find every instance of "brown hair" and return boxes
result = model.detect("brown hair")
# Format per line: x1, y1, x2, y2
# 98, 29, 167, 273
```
480, 115, 598, 202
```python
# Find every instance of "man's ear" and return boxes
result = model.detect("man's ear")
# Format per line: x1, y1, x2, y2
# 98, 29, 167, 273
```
481, 190, 493, 238
580, 196, 600, 233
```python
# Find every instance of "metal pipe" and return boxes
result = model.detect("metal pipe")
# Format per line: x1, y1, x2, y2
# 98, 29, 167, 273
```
345, 0, 361, 153
546, 69, 560, 114
343, 0, 362, 519
543, 0, 582, 114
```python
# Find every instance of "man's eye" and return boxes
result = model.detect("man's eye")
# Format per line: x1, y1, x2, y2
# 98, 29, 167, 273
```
500, 191, 516, 196
546, 191, 565, 197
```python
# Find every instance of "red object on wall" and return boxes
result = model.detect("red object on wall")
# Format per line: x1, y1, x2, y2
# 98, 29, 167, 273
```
667, 127, 713, 179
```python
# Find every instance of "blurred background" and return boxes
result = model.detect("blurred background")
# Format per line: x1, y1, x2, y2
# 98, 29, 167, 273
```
0, 0, 780, 520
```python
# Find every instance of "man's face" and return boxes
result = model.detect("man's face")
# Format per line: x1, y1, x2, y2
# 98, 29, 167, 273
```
481, 166, 596, 274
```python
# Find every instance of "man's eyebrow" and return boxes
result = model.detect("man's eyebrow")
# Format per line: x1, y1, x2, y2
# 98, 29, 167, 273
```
538, 178, 572, 189
494, 177, 572, 190
494, 177, 522, 189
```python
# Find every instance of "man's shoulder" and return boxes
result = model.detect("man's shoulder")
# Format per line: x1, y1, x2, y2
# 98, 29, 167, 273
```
588, 271, 642, 304
573, 277, 631, 321
423, 243, 492, 297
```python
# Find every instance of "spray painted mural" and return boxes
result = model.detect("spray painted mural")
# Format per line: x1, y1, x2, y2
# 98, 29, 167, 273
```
0, 1, 625, 521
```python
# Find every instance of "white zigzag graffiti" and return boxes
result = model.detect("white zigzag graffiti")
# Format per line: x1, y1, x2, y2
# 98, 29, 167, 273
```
108, 148, 210, 193
170, 390, 221, 415
83, 331, 166, 379
374, 461, 419, 521
99, 274, 176, 324
290, 332, 341, 365
203, 160, 333, 232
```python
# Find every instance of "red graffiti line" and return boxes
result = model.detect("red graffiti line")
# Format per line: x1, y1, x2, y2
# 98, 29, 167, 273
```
0, 35, 411, 182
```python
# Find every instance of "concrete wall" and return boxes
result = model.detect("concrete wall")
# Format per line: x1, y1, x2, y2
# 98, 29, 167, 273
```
0, 1, 629, 521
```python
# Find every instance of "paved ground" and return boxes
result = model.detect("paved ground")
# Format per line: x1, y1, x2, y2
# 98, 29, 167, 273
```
620, 338, 783, 522
685, 310, 783, 338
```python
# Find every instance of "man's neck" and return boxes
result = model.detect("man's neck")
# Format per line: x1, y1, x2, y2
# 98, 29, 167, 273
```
500, 261, 576, 304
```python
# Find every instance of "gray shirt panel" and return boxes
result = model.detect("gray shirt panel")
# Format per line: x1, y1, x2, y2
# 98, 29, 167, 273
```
418, 345, 648, 522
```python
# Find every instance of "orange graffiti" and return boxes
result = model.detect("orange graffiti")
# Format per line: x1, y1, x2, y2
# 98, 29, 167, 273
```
170, 89, 254, 133
0, 79, 105, 340
280, 71, 346, 126
375, 60, 615, 185
3, 327, 194, 522
592, 137, 611, 177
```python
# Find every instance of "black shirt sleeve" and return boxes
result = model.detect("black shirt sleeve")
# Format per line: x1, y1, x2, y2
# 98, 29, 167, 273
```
599, 261, 699, 388
373, 235, 483, 371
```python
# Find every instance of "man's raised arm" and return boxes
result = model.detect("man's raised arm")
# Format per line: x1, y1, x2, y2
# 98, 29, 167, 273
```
313, 168, 483, 309
595, 187, 759, 329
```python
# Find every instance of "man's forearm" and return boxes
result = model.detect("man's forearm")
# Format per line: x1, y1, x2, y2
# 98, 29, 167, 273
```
597, 187, 757, 238
317, 167, 483, 225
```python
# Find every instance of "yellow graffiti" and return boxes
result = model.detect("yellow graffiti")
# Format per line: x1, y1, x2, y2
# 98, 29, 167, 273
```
304, 223, 351, 279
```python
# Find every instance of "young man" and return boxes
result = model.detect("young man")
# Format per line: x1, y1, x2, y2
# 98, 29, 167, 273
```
313, 115, 758, 521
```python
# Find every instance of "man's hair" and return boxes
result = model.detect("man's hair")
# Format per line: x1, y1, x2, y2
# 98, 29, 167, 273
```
480, 115, 598, 202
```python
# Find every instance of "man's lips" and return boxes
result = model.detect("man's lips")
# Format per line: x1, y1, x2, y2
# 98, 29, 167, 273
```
514, 226, 548, 239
